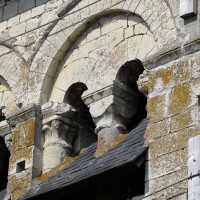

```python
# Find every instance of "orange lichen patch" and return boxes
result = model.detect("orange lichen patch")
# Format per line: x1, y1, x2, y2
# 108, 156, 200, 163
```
94, 133, 127, 157
34, 156, 76, 185
11, 188, 27, 200
157, 65, 175, 87
147, 95, 166, 122
147, 73, 156, 93
9, 147, 33, 173
12, 118, 35, 152
8, 170, 32, 193
148, 66, 174, 93
168, 84, 191, 116
171, 110, 194, 132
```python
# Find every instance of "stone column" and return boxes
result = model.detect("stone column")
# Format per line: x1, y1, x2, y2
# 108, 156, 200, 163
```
88, 83, 141, 156
42, 115, 78, 173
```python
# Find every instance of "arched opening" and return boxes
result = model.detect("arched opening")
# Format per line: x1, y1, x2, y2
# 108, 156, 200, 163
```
115, 59, 147, 131
64, 82, 96, 153
64, 82, 96, 131
48, 11, 156, 104
0, 136, 10, 191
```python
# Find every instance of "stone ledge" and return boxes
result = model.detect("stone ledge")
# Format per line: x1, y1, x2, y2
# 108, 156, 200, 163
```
144, 38, 200, 69
7, 104, 41, 127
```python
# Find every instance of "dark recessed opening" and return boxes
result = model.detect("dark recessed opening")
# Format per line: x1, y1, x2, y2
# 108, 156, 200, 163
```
0, 109, 5, 122
43, 158, 146, 200
0, 136, 10, 191
16, 160, 26, 173
115, 59, 147, 130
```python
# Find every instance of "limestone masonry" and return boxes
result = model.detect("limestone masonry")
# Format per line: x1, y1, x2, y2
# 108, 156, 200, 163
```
0, 0, 200, 199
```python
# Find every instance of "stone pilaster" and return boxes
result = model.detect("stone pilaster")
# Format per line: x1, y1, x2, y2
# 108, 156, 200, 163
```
6, 104, 42, 200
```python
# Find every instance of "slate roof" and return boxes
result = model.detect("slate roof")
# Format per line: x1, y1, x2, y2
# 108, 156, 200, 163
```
0, 189, 6, 199
22, 118, 148, 200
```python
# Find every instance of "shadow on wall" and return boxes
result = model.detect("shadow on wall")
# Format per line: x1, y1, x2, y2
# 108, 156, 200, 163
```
0, 0, 49, 22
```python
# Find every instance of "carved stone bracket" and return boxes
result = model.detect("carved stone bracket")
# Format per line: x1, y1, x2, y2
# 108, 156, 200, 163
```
137, 69, 149, 97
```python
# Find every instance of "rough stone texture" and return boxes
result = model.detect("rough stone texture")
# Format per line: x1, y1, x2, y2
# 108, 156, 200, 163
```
42, 117, 78, 172
143, 52, 199, 199
168, 84, 192, 116
147, 94, 166, 123
0, 0, 199, 199
7, 105, 42, 200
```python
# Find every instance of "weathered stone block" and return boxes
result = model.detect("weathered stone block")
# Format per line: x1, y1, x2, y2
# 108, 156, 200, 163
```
171, 110, 194, 132
0, 20, 7, 32
87, 27, 101, 42
134, 22, 148, 35
9, 22, 26, 37
173, 59, 191, 85
127, 35, 142, 60
8, 168, 32, 193
9, 146, 33, 175
11, 118, 35, 152
145, 119, 170, 140
31, 4, 45, 18
20, 10, 31, 22
148, 65, 175, 93
147, 94, 166, 122
145, 180, 187, 200
149, 148, 187, 179
7, 15, 20, 27
148, 168, 187, 193
168, 84, 191, 116
162, 129, 189, 155
149, 137, 164, 160
137, 35, 156, 59
11, 188, 27, 200
7, 104, 39, 127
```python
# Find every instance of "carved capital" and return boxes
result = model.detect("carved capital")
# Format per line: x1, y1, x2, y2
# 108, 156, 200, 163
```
42, 115, 78, 172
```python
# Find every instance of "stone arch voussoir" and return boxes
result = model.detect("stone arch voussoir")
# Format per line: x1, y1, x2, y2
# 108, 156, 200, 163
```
35, 0, 176, 104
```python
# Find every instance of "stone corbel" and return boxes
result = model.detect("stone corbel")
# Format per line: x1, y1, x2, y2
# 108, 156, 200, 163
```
137, 69, 149, 97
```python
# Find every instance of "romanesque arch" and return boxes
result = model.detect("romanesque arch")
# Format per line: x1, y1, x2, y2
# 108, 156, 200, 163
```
48, 12, 156, 102
29, 0, 177, 104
